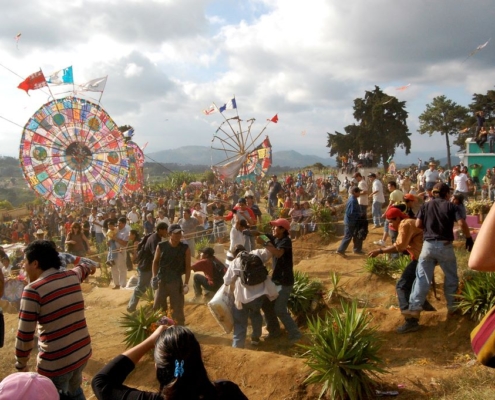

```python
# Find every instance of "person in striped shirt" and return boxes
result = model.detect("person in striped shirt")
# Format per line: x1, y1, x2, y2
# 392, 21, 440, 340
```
15, 240, 96, 400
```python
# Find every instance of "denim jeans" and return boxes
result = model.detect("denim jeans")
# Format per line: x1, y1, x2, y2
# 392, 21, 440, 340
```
95, 232, 104, 245
128, 269, 152, 311
193, 274, 216, 297
337, 224, 363, 253
372, 201, 383, 226
50, 362, 87, 400
232, 296, 264, 348
409, 241, 458, 312
261, 285, 301, 340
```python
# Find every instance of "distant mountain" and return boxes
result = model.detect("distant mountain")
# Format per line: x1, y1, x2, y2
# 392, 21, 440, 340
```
147, 146, 335, 168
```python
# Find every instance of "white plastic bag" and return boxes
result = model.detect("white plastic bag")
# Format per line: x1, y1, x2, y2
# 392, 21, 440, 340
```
207, 284, 235, 334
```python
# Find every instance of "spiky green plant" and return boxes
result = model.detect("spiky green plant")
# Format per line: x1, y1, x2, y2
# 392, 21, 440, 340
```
300, 299, 387, 400
390, 255, 410, 274
194, 235, 211, 255
456, 271, 495, 321
326, 271, 349, 303
363, 256, 394, 277
288, 270, 324, 321
313, 205, 336, 240
119, 306, 163, 348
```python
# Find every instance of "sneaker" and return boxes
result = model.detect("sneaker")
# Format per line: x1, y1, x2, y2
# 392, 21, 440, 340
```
373, 240, 385, 246
126, 306, 136, 313
335, 251, 346, 257
396, 318, 420, 334
353, 250, 365, 255
251, 337, 260, 346
112, 285, 120, 290
372, 225, 380, 229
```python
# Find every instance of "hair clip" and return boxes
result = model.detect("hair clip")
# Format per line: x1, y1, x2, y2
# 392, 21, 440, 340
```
174, 360, 184, 378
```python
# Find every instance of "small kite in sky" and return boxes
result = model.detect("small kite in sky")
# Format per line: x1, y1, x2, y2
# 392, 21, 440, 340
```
395, 83, 410, 91
463, 38, 490, 63
15, 33, 21, 49
301, 130, 307, 136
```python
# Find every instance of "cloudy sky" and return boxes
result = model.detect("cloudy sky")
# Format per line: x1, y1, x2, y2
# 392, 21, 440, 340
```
0, 0, 494, 165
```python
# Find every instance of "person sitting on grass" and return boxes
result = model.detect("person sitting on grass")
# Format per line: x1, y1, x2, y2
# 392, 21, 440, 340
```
92, 325, 248, 400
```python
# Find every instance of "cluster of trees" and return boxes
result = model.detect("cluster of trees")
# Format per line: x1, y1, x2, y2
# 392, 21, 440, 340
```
327, 87, 495, 170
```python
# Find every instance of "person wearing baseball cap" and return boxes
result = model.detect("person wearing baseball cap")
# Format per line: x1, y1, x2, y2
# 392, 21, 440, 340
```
258, 218, 302, 343
368, 173, 385, 228
0, 372, 58, 400
401, 179, 473, 333
368, 206, 436, 334
336, 186, 365, 257
403, 193, 418, 217
152, 222, 190, 326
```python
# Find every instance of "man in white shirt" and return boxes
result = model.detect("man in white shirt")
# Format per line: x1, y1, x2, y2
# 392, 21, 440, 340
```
354, 172, 369, 216
424, 162, 440, 191
155, 209, 171, 228
368, 173, 385, 228
112, 217, 130, 289
453, 169, 470, 200
127, 206, 140, 224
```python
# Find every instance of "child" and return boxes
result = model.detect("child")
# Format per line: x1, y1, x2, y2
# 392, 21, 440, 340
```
106, 221, 117, 266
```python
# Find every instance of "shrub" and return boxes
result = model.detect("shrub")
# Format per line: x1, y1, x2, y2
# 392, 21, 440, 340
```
301, 299, 387, 400
288, 270, 324, 322
313, 206, 336, 239
456, 271, 495, 321
195, 235, 211, 255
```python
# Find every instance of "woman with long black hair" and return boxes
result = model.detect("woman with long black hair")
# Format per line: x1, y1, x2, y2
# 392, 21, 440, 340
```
92, 325, 247, 400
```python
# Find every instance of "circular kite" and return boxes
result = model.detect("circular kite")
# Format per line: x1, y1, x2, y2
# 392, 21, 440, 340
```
123, 140, 144, 193
19, 97, 128, 206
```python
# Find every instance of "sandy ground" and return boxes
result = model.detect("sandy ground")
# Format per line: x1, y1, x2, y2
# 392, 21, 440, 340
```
1, 227, 495, 399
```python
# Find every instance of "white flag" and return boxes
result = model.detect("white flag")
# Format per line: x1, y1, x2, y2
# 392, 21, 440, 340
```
77, 76, 107, 92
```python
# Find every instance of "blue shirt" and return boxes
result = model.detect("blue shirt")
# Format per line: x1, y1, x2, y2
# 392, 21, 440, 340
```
344, 196, 361, 225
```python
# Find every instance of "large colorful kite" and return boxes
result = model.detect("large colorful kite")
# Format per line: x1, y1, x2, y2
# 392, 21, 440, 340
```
205, 97, 275, 181
19, 96, 129, 206
123, 140, 144, 193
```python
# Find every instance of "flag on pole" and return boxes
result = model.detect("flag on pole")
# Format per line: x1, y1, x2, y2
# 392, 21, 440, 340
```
77, 76, 107, 92
219, 98, 237, 113
17, 70, 47, 94
46, 66, 74, 85
202, 104, 218, 115
268, 114, 278, 123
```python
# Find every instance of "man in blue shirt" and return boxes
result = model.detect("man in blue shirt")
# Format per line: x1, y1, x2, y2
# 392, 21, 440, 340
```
336, 187, 364, 256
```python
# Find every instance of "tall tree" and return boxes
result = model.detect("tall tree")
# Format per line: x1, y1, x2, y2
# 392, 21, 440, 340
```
454, 90, 495, 149
327, 86, 411, 169
418, 96, 469, 170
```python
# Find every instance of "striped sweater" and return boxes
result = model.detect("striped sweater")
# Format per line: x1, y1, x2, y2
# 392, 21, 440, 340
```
15, 265, 92, 377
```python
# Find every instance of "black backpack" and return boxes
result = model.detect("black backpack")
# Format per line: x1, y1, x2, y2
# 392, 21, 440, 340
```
239, 252, 268, 286
211, 259, 227, 289
135, 233, 153, 264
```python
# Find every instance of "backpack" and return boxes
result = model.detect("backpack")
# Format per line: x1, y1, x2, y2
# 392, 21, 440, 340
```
135, 232, 153, 264
238, 251, 268, 286
211, 259, 227, 289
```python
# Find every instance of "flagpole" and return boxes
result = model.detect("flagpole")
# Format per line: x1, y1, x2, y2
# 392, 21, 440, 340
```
245, 117, 273, 151
97, 75, 108, 106
215, 102, 243, 152
233, 95, 245, 153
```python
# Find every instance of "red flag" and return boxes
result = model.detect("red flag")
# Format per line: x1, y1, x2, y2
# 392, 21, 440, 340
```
17, 70, 47, 94
268, 114, 278, 123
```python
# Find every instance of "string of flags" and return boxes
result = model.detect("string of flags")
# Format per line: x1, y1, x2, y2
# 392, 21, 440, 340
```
202, 97, 278, 123
16, 66, 107, 95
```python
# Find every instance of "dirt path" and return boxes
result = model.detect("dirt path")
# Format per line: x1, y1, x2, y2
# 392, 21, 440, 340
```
1, 229, 494, 399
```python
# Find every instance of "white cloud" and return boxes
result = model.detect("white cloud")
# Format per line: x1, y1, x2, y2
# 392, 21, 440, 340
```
0, 0, 494, 165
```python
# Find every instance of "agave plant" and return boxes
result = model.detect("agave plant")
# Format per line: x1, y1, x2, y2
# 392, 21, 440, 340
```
456, 271, 495, 321
288, 270, 324, 322
300, 299, 387, 400
120, 306, 164, 349
364, 255, 402, 277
